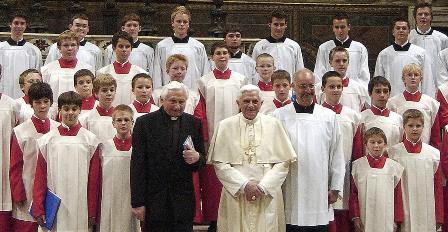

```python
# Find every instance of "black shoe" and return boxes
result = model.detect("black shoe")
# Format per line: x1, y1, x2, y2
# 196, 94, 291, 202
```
207, 221, 217, 232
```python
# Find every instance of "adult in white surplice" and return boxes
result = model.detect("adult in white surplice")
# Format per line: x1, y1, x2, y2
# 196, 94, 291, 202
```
208, 85, 296, 232
273, 69, 345, 231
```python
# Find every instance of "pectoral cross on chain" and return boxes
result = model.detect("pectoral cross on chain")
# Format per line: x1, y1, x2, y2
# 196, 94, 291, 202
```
245, 146, 256, 164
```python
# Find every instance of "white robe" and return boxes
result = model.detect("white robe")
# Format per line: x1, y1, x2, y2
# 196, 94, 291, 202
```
11, 118, 59, 222
438, 48, 448, 86
272, 103, 345, 226
210, 53, 257, 85
316, 79, 369, 112
37, 127, 99, 232
198, 71, 247, 137
0, 41, 42, 99
409, 29, 448, 88
100, 139, 140, 232
79, 108, 116, 143
128, 102, 159, 121
96, 64, 147, 106
104, 42, 155, 75
152, 86, 198, 115
360, 109, 403, 149
314, 39, 370, 86
45, 41, 103, 71
15, 97, 34, 124
259, 100, 278, 116
389, 143, 440, 232
41, 60, 94, 103
387, 93, 439, 145
0, 94, 19, 211
351, 157, 404, 232
153, 37, 210, 89
252, 38, 304, 77
374, 44, 434, 97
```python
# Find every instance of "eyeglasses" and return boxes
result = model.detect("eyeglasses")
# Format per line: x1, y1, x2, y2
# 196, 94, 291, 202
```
297, 84, 315, 90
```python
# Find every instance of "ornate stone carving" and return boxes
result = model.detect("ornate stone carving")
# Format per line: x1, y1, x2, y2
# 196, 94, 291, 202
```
208, 0, 227, 37
0, 1, 9, 32
28, 0, 48, 33
102, 0, 119, 35
139, 0, 158, 36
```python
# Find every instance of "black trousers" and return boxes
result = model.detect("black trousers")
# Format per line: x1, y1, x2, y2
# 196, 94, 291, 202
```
144, 195, 193, 232
286, 224, 328, 232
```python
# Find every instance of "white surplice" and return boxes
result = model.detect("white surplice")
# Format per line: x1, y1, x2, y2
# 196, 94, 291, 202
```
45, 41, 103, 71
79, 108, 115, 143
104, 42, 155, 75
15, 97, 33, 124
360, 109, 403, 149
316, 78, 369, 112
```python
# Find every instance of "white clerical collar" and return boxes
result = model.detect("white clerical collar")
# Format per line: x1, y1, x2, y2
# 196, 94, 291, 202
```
336, 36, 349, 43
32, 114, 47, 123
405, 137, 421, 146
371, 104, 387, 113
367, 153, 383, 160
274, 97, 290, 104
395, 40, 409, 47
240, 113, 259, 125
404, 89, 420, 95
417, 27, 432, 35
135, 99, 149, 105
61, 122, 71, 130
115, 60, 130, 67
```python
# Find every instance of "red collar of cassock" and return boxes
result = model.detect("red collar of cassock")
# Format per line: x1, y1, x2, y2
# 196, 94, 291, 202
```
58, 123, 81, 136
366, 153, 387, 168
403, 137, 422, 153
322, 101, 343, 114
31, 115, 51, 134
58, 58, 78, 68
273, 98, 291, 108
23, 95, 29, 104
113, 135, 132, 151
82, 95, 96, 110
113, 61, 132, 74
342, 77, 349, 87
133, 100, 152, 113
258, 81, 273, 91
96, 105, 114, 117
213, 68, 231, 79
370, 105, 390, 117
403, 90, 422, 102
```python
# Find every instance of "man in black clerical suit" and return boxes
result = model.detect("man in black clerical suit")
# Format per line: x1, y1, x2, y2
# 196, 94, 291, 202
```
131, 81, 206, 232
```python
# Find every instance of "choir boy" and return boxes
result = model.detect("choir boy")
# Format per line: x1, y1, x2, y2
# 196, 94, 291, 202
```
32, 91, 101, 231
79, 74, 117, 143
45, 14, 102, 71
316, 46, 368, 112
97, 31, 147, 106
259, 70, 292, 115
360, 76, 403, 150
104, 13, 154, 75
389, 109, 443, 231
252, 10, 304, 76
255, 53, 276, 102
153, 6, 210, 89
74, 69, 97, 116
320, 71, 363, 232
0, 93, 20, 232
15, 69, 42, 124
9, 82, 58, 232
100, 104, 139, 232
129, 73, 158, 120
0, 12, 42, 99
350, 127, 404, 232
197, 42, 246, 231
41, 30, 94, 103
387, 63, 441, 149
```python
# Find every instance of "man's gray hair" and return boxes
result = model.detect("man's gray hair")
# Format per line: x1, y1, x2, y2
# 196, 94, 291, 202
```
237, 84, 261, 99
160, 81, 189, 100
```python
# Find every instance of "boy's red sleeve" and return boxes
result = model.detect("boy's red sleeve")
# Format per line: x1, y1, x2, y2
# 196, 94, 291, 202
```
32, 150, 47, 217
349, 176, 360, 220
9, 132, 26, 202
429, 112, 441, 150
394, 180, 404, 223
87, 147, 102, 219
351, 126, 364, 161
436, 90, 448, 128
194, 92, 208, 142
434, 164, 444, 224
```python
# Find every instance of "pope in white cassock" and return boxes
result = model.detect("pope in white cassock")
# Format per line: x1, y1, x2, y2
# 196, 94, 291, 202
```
208, 84, 297, 232
273, 69, 345, 231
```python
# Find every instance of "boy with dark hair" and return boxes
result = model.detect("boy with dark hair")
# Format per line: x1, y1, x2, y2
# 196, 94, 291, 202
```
129, 73, 158, 120
74, 69, 97, 116
0, 12, 42, 99
9, 82, 58, 232
259, 69, 292, 115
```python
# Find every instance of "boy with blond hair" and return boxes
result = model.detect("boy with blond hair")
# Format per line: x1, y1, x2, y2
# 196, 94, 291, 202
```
15, 69, 42, 124
255, 53, 276, 102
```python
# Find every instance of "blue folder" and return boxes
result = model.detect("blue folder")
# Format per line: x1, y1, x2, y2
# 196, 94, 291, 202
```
29, 189, 61, 230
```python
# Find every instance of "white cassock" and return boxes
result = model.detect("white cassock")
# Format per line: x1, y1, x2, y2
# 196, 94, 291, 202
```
272, 103, 345, 226
210, 51, 257, 85
260, 90, 275, 105
0, 40, 42, 99
409, 28, 448, 88
252, 38, 304, 77
153, 86, 198, 115
153, 37, 211, 89
79, 108, 115, 143
389, 143, 440, 232
0, 94, 20, 212
10, 118, 59, 222
316, 78, 368, 112
259, 98, 291, 116
351, 157, 404, 232
332, 106, 361, 210
15, 97, 34, 124
128, 101, 159, 121
360, 108, 403, 149
208, 113, 297, 232
100, 139, 140, 232
438, 48, 448, 86
36, 126, 99, 232
387, 93, 439, 145
314, 38, 370, 86
198, 70, 247, 137
41, 60, 94, 103
104, 41, 155, 75
374, 43, 434, 97
96, 63, 147, 106
45, 40, 103, 71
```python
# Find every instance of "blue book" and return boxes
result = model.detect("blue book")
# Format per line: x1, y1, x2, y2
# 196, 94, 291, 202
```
29, 189, 61, 230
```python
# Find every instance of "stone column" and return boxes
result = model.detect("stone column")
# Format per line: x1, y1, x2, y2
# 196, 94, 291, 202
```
139, 0, 158, 36
103, 0, 119, 35
28, 0, 48, 33
208, 0, 227, 37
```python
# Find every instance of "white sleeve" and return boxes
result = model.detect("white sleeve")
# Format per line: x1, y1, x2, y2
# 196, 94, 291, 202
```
199, 45, 211, 76
438, 50, 448, 86
313, 45, 327, 84
152, 45, 164, 89
359, 45, 371, 87
295, 45, 305, 73
214, 162, 249, 197
44, 44, 59, 66
374, 52, 385, 77
258, 161, 290, 196
329, 117, 345, 194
